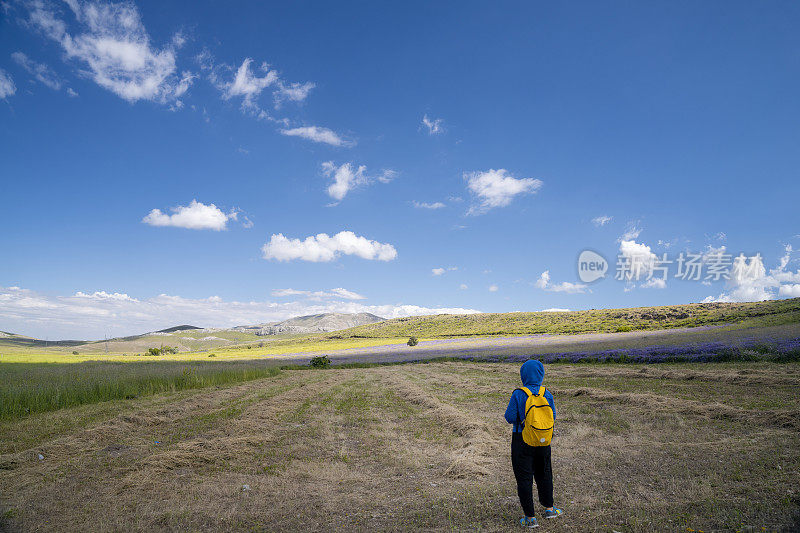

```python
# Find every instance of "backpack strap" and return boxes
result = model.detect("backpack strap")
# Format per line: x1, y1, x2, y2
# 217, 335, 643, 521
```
522, 386, 551, 420
515, 386, 533, 397
513, 387, 532, 427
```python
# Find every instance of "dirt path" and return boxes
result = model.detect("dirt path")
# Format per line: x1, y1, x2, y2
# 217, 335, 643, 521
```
1, 362, 798, 531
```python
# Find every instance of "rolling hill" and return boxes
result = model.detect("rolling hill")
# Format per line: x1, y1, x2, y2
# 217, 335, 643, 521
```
329, 298, 800, 339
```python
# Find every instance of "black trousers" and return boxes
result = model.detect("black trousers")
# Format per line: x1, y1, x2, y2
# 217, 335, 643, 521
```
511, 432, 554, 517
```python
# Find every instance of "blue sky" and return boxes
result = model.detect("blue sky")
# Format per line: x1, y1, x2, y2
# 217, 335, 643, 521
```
1, 0, 799, 339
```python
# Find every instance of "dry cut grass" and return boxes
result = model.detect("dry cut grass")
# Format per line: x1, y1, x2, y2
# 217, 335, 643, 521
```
1, 361, 798, 532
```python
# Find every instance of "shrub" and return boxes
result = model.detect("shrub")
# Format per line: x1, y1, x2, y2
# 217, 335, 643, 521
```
615, 326, 632, 333
407, 336, 419, 346
208, 353, 216, 358
309, 355, 331, 368
72, 351, 79, 355
147, 346, 178, 356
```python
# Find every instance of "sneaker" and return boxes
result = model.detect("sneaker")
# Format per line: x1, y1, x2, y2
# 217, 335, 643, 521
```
519, 517, 539, 528
544, 507, 563, 519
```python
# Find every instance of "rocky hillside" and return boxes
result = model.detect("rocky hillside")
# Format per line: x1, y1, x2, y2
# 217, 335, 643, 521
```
234, 312, 385, 336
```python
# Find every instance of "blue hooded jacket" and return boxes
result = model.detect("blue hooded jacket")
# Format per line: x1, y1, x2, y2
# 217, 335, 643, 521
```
504, 360, 556, 433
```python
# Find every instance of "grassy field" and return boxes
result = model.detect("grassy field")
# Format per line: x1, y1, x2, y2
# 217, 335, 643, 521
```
335, 298, 800, 338
0, 336, 413, 362
1, 360, 798, 531
0, 361, 281, 420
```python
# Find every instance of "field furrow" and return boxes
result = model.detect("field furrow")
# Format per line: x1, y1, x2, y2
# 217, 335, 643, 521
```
1, 362, 798, 532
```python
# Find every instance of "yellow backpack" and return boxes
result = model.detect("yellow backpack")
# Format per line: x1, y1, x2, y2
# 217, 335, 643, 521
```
516, 386, 554, 446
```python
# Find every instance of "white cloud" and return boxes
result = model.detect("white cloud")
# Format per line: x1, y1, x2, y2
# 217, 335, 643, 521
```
66, 87, 78, 97
641, 277, 666, 289
727, 254, 773, 301
431, 267, 457, 276
11, 51, 62, 90
702, 244, 728, 263
25, 0, 189, 103
772, 245, 800, 283
271, 287, 366, 300
206, 55, 313, 112
196, 50, 313, 125
74, 290, 137, 301
0, 68, 15, 99
464, 169, 542, 215
421, 114, 443, 134
142, 200, 235, 231
281, 126, 353, 147
779, 284, 800, 297
488, 284, 499, 292
615, 238, 670, 290
541, 308, 571, 312
262, 231, 397, 262
269, 288, 307, 298
274, 79, 315, 105
223, 58, 277, 105
328, 287, 366, 300
173, 70, 195, 98
413, 201, 446, 209
703, 245, 800, 302
619, 222, 642, 242
534, 270, 588, 294
321, 161, 396, 201
0, 285, 479, 340
618, 239, 659, 281
702, 254, 773, 303
592, 215, 612, 227
459, 284, 468, 290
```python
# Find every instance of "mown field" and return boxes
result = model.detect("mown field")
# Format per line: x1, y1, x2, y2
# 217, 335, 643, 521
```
1, 361, 798, 532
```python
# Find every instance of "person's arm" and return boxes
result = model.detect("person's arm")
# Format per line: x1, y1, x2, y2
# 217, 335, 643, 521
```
545, 389, 556, 420
504, 392, 518, 424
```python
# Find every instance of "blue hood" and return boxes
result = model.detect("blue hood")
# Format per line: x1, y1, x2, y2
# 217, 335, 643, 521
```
520, 359, 544, 389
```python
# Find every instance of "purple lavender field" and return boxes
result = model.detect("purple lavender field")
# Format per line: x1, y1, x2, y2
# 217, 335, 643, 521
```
293, 322, 800, 366
494, 336, 800, 364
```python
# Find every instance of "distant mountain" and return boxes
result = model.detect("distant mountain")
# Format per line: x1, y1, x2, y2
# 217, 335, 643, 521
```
0, 313, 387, 354
156, 325, 203, 333
0, 331, 86, 347
234, 312, 386, 336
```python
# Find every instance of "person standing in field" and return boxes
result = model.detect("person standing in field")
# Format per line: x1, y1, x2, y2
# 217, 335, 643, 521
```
504, 359, 563, 528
